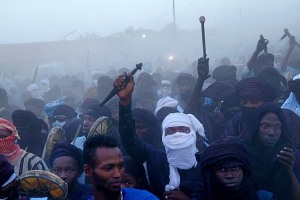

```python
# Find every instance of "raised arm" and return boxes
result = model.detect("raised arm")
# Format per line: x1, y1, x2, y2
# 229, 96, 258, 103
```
185, 57, 209, 114
246, 37, 268, 71
279, 36, 296, 73
115, 73, 164, 163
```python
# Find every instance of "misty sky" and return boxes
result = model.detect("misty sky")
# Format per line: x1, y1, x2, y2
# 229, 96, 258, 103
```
0, 0, 299, 44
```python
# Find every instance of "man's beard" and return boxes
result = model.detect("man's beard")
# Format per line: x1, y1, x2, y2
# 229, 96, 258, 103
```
92, 171, 121, 199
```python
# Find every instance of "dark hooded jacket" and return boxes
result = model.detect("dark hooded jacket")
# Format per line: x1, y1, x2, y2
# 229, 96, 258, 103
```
119, 103, 202, 199
192, 137, 272, 200
244, 103, 300, 200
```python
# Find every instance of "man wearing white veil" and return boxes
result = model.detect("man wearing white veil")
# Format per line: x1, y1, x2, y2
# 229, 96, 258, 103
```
114, 72, 206, 200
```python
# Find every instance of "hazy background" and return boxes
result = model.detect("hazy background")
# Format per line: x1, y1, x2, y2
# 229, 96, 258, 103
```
1, 0, 299, 43
0, 0, 299, 79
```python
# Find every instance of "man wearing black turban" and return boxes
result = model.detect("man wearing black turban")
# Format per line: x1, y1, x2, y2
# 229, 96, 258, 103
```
192, 137, 273, 200
223, 77, 276, 137
52, 104, 77, 127
224, 77, 300, 149
212, 65, 238, 83
50, 142, 93, 200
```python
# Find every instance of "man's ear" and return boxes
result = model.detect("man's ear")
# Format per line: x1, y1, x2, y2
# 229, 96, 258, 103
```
84, 164, 92, 177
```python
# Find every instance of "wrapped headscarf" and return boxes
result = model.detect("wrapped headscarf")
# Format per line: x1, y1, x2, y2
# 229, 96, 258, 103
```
200, 136, 251, 176
50, 142, 83, 171
155, 96, 183, 115
212, 65, 237, 81
0, 118, 23, 164
0, 118, 19, 139
85, 104, 111, 120
80, 98, 100, 113
198, 137, 258, 200
236, 77, 276, 102
162, 113, 205, 191
53, 105, 77, 119
202, 81, 233, 100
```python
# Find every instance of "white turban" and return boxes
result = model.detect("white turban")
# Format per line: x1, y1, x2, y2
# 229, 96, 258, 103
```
162, 112, 206, 143
161, 112, 206, 191
155, 96, 183, 115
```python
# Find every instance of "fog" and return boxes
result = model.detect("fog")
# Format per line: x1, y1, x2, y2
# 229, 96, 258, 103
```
0, 0, 299, 79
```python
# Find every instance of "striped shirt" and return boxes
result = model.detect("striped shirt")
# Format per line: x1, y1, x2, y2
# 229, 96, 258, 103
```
14, 151, 49, 176
73, 136, 86, 150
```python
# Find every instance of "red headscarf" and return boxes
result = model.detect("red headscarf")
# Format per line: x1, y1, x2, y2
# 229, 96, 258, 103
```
0, 118, 23, 164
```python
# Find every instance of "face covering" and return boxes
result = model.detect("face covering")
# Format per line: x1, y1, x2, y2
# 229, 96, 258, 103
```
163, 131, 198, 191
0, 136, 19, 155
240, 105, 257, 122
0, 135, 23, 164
223, 106, 241, 120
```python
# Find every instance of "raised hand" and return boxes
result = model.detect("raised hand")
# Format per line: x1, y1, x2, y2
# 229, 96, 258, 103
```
256, 37, 269, 53
277, 147, 295, 172
197, 57, 210, 80
113, 73, 135, 106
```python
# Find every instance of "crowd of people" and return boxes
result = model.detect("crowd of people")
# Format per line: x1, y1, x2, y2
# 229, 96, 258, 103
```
0, 34, 300, 200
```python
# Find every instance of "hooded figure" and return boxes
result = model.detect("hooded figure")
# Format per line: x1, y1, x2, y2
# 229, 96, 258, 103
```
246, 103, 300, 200
132, 108, 163, 150
196, 137, 272, 200
11, 109, 48, 157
